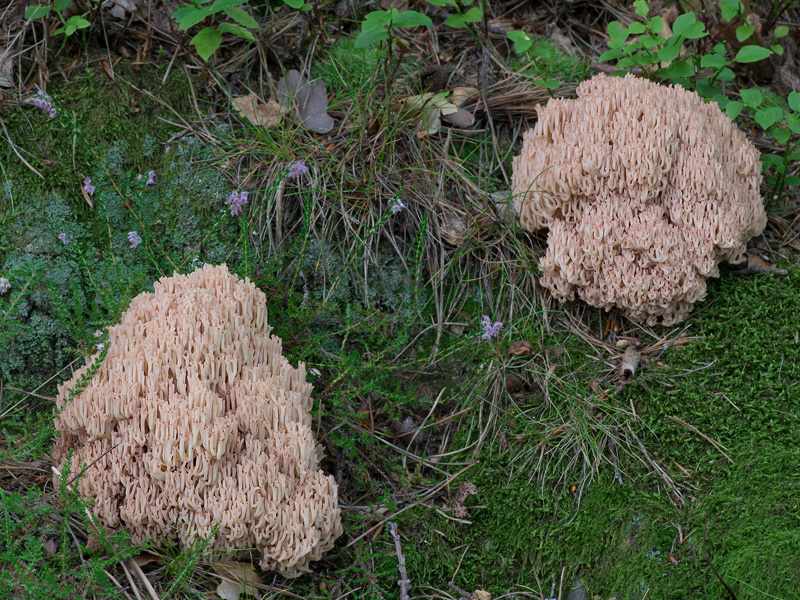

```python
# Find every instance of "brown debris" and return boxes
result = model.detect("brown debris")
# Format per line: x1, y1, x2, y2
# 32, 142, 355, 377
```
52, 264, 342, 577
512, 74, 766, 325
619, 345, 642, 385
451, 481, 477, 518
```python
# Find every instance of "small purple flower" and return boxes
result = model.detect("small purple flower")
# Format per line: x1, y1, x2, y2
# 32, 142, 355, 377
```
95, 343, 105, 352
389, 197, 406, 215
127, 231, 142, 249
58, 233, 69, 244
226, 190, 248, 216
0, 277, 10, 295
481, 315, 503, 341
146, 170, 156, 186
137, 174, 143, 181
33, 91, 57, 118
82, 178, 95, 196
287, 159, 309, 179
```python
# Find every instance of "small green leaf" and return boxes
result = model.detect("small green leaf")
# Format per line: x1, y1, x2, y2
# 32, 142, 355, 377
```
785, 175, 800, 186
425, 0, 457, 5
363, 10, 392, 27
735, 24, 754, 42
717, 67, 735, 82
672, 12, 706, 39
355, 26, 387, 48
24, 5, 51, 19
507, 30, 532, 54
283, 0, 304, 7
770, 125, 790, 144
218, 22, 255, 40
191, 26, 222, 61
775, 25, 789, 38
725, 100, 743, 119
607, 21, 629, 44
209, 0, 245, 12
599, 48, 624, 62
657, 41, 681, 63
639, 34, 664, 49
628, 22, 646, 35
700, 53, 729, 68
740, 88, 763, 108
771, 43, 784, 56
633, 0, 648, 18
788, 91, 800, 112
177, 7, 213, 30
647, 16, 664, 34
754, 107, 782, 130
665, 60, 694, 78
761, 153, 782, 168
444, 14, 465, 28
223, 6, 259, 28
461, 7, 483, 22
541, 79, 559, 89
720, 0, 743, 21
392, 10, 433, 28
734, 45, 772, 63
54, 0, 71, 11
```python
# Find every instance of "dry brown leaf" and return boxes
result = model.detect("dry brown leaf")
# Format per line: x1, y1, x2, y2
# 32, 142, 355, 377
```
390, 416, 429, 449
450, 86, 478, 106
441, 108, 474, 128
508, 340, 535, 356
0, 45, 13, 89
473, 591, 491, 600
438, 206, 468, 246
451, 482, 477, 518
131, 551, 161, 568
100, 59, 114, 80
213, 560, 262, 600
504, 373, 524, 393
43, 539, 57, 555
731, 252, 788, 276
232, 93, 287, 129
380, 0, 408, 9
276, 70, 334, 134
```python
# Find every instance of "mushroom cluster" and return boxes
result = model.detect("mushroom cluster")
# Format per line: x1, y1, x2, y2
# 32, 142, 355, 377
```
52, 264, 342, 577
512, 74, 766, 325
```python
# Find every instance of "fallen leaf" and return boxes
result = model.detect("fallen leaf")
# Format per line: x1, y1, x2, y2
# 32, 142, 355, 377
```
213, 560, 262, 600
504, 373, 524, 393
450, 86, 478, 106
276, 70, 334, 134
441, 108, 474, 128
43, 539, 57, 554
104, 0, 141, 19
100, 59, 114, 80
451, 481, 477, 518
473, 591, 491, 600
232, 93, 287, 129
0, 45, 13, 88
380, 0, 407, 9
619, 345, 641, 385
131, 551, 161, 568
508, 340, 535, 356
438, 205, 469, 246
390, 416, 429, 448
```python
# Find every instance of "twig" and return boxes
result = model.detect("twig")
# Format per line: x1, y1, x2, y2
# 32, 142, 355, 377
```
731, 266, 788, 276
666, 415, 733, 464
703, 513, 737, 600
389, 522, 411, 600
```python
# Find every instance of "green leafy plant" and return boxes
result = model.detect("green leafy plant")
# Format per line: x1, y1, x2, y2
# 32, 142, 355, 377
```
425, 0, 483, 30
171, 0, 259, 61
354, 7, 433, 49
598, 0, 798, 204
24, 0, 91, 49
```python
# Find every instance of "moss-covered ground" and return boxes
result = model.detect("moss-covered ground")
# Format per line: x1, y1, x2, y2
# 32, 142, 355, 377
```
2, 6, 800, 600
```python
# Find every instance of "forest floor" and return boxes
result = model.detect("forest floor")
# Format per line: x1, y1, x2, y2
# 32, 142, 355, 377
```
1, 0, 800, 599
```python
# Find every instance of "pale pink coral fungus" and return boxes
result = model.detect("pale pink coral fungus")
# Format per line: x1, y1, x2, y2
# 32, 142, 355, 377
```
512, 74, 766, 325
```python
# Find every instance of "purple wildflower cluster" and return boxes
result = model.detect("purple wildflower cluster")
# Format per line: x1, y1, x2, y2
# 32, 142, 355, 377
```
0, 277, 10, 295
58, 233, 73, 244
481, 315, 503, 341
33, 91, 57, 119
287, 159, 309, 179
83, 178, 95, 196
226, 190, 249, 216
389, 197, 406, 215
137, 170, 156, 185
127, 231, 142, 249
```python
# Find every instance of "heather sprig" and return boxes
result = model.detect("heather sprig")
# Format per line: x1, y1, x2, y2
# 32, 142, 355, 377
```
481, 315, 503, 341
33, 91, 58, 119
127, 231, 142, 249
82, 178, 95, 196
0, 278, 10, 295
288, 159, 309, 179
225, 190, 249, 216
